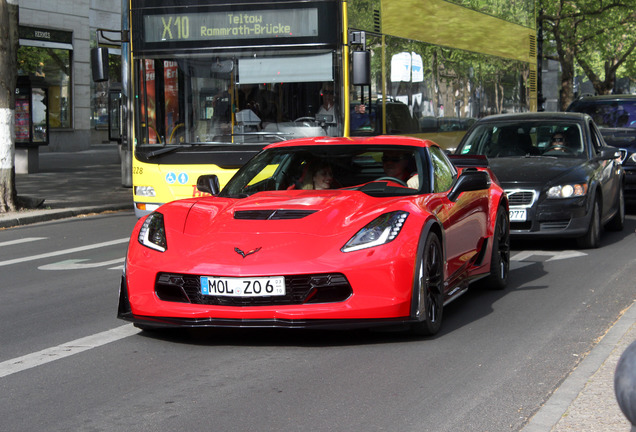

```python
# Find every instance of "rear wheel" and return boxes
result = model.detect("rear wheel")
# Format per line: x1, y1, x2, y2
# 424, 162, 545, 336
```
606, 186, 625, 232
577, 198, 601, 249
485, 206, 510, 290
410, 233, 444, 336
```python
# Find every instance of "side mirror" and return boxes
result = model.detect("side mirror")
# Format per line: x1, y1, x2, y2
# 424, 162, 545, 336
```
196, 175, 220, 196
91, 47, 109, 82
447, 169, 490, 202
597, 146, 623, 162
352, 50, 371, 86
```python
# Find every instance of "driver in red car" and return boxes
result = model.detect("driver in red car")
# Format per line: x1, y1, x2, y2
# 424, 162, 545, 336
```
382, 151, 419, 188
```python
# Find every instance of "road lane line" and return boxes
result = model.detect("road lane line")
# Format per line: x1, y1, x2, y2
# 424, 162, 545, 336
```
0, 237, 47, 247
0, 238, 129, 267
38, 257, 125, 270
0, 324, 141, 379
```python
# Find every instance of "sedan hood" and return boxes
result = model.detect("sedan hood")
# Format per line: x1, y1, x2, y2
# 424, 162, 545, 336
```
599, 127, 636, 150
488, 157, 584, 187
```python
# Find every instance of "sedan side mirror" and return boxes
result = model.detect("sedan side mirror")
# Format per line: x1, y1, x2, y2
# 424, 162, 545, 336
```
597, 146, 625, 162
196, 175, 220, 196
447, 169, 490, 202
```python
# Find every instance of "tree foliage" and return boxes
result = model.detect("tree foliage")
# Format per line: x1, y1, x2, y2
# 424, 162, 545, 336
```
540, 0, 636, 109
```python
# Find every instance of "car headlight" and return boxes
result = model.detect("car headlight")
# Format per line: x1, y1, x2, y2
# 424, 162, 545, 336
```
342, 211, 409, 252
547, 183, 588, 199
138, 212, 167, 252
629, 153, 636, 164
135, 186, 156, 197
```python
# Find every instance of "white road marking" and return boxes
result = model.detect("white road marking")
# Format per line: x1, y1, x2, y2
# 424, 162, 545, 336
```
0, 238, 129, 267
0, 237, 47, 247
0, 325, 141, 379
511, 250, 587, 262
38, 257, 125, 270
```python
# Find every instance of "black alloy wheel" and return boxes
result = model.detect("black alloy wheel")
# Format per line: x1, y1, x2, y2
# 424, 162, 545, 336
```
485, 206, 510, 290
410, 233, 444, 336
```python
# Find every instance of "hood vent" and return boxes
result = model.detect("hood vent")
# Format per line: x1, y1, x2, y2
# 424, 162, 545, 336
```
234, 209, 317, 220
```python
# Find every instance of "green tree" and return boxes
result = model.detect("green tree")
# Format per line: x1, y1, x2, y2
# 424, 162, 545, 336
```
540, 0, 636, 110
0, 0, 19, 212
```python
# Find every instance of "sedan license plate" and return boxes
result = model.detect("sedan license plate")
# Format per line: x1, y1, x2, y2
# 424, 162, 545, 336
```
200, 276, 285, 297
509, 208, 527, 222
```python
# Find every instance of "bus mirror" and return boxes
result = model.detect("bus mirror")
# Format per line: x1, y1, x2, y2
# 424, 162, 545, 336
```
210, 60, 234, 74
91, 47, 109, 82
352, 50, 371, 86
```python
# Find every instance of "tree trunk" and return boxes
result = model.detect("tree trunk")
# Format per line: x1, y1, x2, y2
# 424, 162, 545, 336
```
0, 0, 19, 213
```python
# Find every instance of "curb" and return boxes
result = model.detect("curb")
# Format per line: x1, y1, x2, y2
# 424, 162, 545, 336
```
0, 204, 133, 229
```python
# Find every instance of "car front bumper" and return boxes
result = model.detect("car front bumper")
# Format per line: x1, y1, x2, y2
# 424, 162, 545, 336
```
508, 194, 591, 237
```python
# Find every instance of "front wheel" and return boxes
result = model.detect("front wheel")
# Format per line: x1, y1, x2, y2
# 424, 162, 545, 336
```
577, 198, 601, 249
410, 233, 444, 336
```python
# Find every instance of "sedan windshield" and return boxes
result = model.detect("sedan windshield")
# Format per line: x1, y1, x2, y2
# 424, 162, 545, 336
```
458, 121, 586, 158
219, 145, 426, 198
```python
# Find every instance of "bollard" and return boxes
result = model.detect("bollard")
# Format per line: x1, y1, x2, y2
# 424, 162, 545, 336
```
615, 339, 636, 431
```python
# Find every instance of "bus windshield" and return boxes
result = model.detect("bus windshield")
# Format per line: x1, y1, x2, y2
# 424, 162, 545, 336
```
135, 50, 339, 155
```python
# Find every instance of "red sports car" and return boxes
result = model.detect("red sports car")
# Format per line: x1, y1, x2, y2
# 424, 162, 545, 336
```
119, 136, 509, 336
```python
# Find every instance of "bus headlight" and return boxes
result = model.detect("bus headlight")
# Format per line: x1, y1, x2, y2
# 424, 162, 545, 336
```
138, 212, 167, 252
547, 183, 588, 199
135, 186, 156, 197
342, 211, 409, 252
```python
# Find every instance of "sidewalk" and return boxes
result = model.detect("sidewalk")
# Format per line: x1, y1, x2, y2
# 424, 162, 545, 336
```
0, 144, 635, 431
0, 144, 133, 229
522, 302, 636, 431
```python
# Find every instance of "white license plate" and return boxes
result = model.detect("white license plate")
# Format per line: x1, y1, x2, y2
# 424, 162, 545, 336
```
509, 208, 527, 222
200, 276, 285, 297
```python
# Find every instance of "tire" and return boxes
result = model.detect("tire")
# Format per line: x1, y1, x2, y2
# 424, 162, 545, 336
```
410, 233, 444, 336
606, 186, 625, 232
577, 198, 601, 249
485, 206, 510, 290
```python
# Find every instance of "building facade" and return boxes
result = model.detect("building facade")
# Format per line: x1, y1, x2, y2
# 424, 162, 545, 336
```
17, 0, 121, 154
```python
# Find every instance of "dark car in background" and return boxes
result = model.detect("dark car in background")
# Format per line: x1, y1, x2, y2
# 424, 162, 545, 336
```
456, 112, 624, 248
567, 95, 636, 203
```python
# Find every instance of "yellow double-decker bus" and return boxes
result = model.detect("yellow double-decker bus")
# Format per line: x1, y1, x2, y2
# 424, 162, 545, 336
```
94, 0, 536, 217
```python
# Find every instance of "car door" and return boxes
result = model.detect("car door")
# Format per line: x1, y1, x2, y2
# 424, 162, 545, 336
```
589, 120, 621, 218
428, 146, 489, 280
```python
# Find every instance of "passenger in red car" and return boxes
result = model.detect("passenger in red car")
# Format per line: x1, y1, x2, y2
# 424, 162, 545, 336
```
301, 161, 334, 190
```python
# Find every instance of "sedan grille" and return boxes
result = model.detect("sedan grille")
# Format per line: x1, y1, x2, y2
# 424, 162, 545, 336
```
155, 272, 352, 306
506, 189, 537, 207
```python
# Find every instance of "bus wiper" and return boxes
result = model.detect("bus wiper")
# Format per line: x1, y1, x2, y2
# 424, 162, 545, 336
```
146, 145, 187, 158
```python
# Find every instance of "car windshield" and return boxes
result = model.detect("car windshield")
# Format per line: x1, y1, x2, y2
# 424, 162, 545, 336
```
569, 99, 636, 129
219, 145, 426, 198
458, 121, 586, 158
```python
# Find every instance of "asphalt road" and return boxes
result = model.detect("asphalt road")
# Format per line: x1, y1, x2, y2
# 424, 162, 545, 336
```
1, 210, 635, 431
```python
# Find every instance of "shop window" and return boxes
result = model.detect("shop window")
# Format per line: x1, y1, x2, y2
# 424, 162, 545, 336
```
18, 46, 72, 129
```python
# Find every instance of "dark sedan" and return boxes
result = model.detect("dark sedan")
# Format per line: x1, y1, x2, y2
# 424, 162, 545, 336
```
455, 112, 624, 248
567, 95, 636, 203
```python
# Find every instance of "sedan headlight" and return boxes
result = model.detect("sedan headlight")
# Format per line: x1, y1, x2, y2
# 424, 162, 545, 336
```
629, 153, 636, 164
138, 212, 167, 252
342, 211, 409, 252
547, 183, 588, 199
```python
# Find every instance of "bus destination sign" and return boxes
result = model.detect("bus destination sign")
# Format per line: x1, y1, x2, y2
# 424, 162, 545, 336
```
144, 9, 319, 42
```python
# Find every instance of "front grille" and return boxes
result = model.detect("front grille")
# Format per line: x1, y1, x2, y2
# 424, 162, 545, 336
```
234, 209, 317, 220
155, 272, 352, 306
506, 190, 536, 207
